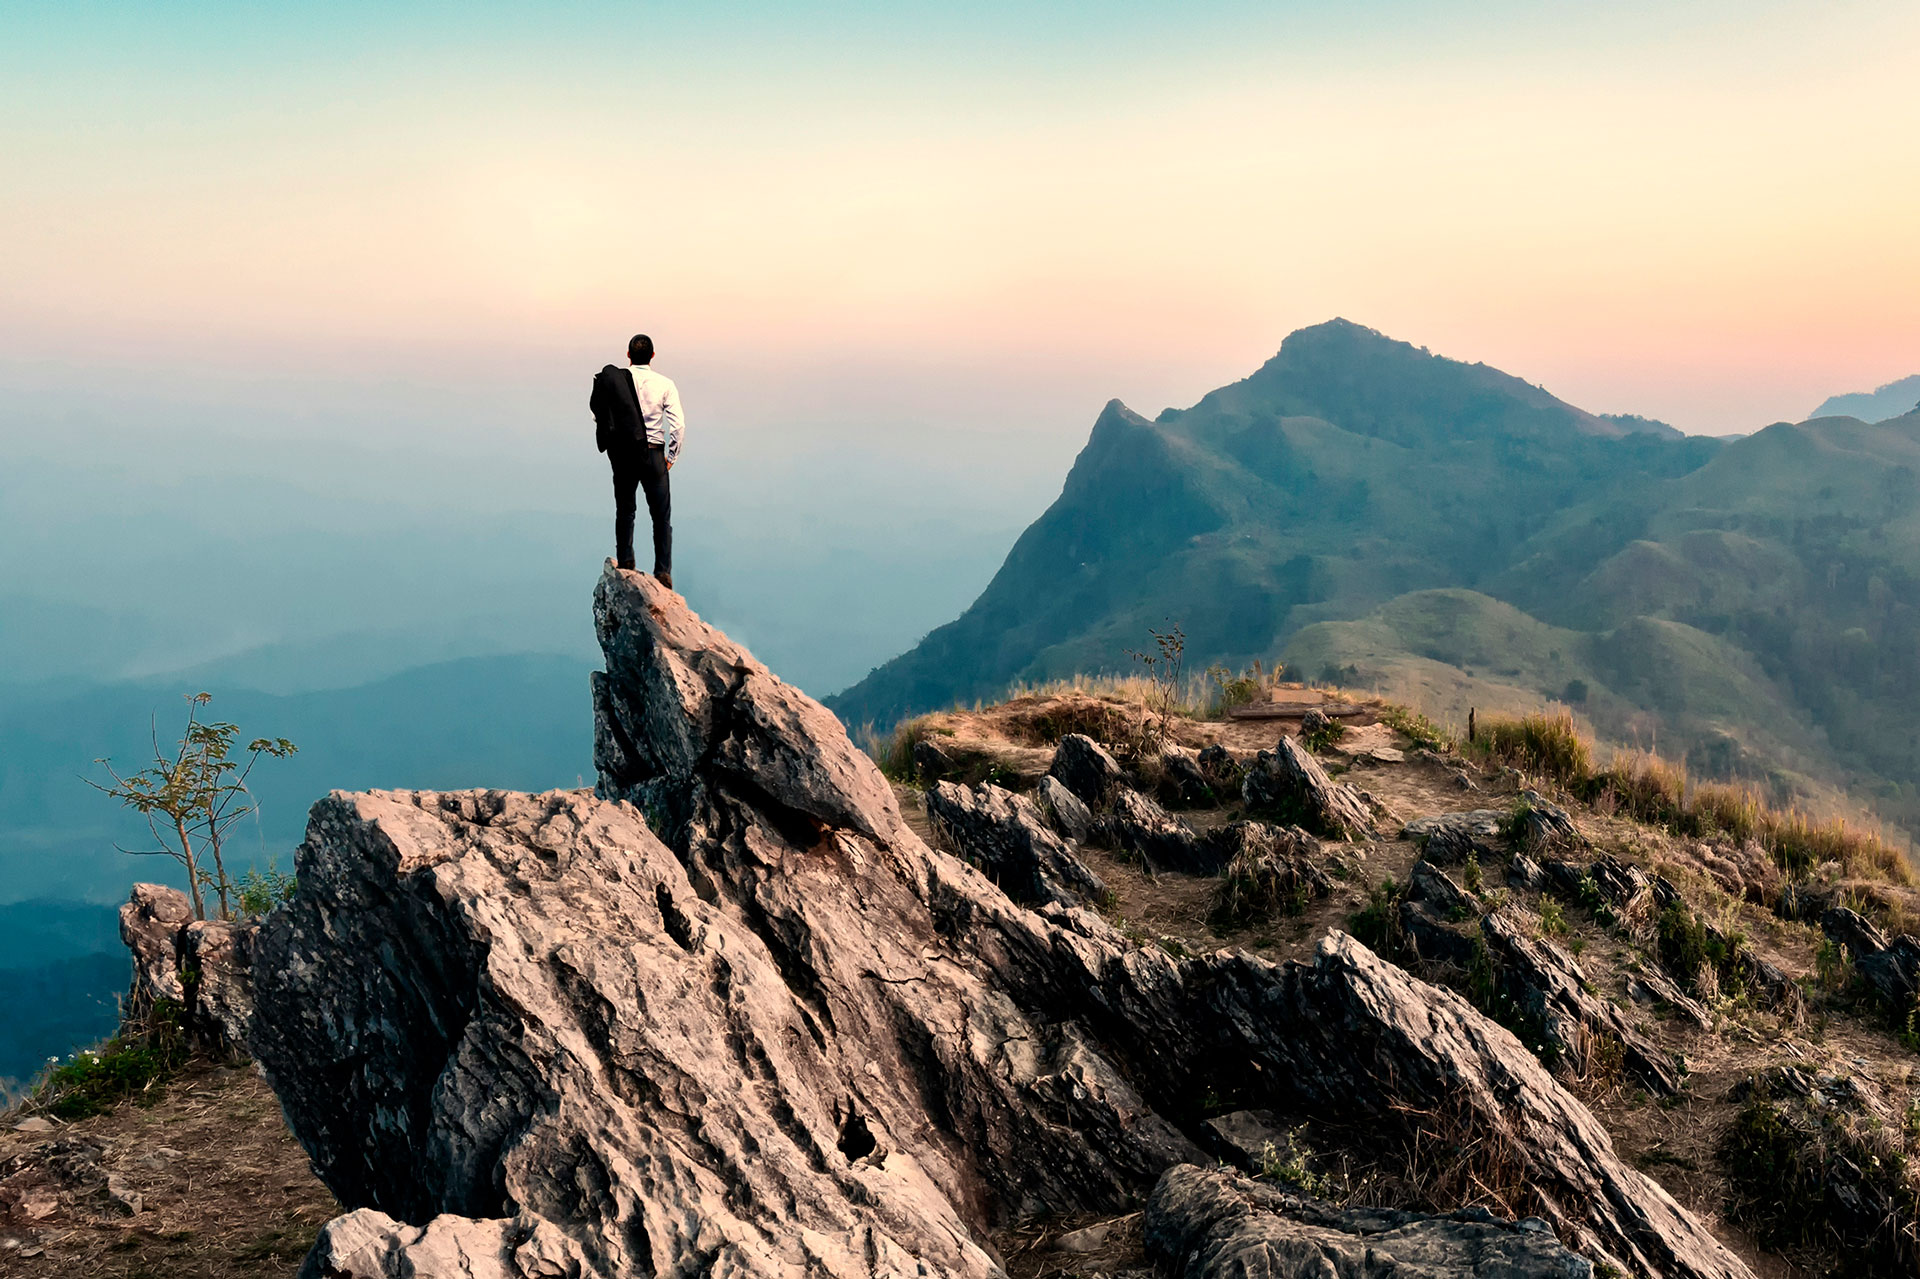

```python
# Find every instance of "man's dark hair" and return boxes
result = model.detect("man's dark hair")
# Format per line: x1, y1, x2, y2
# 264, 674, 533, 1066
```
628, 334, 654, 364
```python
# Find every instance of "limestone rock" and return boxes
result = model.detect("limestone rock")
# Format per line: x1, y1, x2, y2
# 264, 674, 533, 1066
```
1241, 737, 1373, 839
120, 883, 191, 1017
1399, 860, 1481, 967
1481, 912, 1681, 1095
1512, 790, 1580, 848
1157, 743, 1214, 808
1098, 787, 1208, 873
1049, 733, 1127, 804
1196, 744, 1240, 791
1036, 774, 1094, 843
1145, 1165, 1592, 1278
117, 883, 256, 1054
1822, 907, 1920, 1009
1403, 810, 1505, 863
911, 737, 954, 782
250, 566, 1753, 1279
925, 780, 1107, 907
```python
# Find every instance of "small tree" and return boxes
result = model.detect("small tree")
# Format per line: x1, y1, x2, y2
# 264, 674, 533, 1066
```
89, 693, 297, 921
1126, 621, 1186, 756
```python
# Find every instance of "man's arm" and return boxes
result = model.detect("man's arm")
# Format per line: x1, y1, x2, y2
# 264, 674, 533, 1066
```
660, 379, 685, 467
589, 372, 610, 453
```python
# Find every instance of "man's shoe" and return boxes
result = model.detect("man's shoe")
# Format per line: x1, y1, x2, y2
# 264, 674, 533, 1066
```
656, 571, 674, 591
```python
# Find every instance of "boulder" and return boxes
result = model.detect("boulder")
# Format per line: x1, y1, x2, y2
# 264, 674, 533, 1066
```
1157, 743, 1214, 808
1036, 774, 1094, 843
910, 737, 954, 782
1048, 733, 1127, 804
1242, 737, 1374, 839
1403, 810, 1505, 864
250, 566, 1753, 1279
1481, 912, 1682, 1095
1399, 860, 1481, 967
1196, 743, 1239, 790
1211, 825, 1332, 927
1821, 907, 1920, 1009
178, 918, 258, 1057
1098, 787, 1209, 873
925, 780, 1107, 908
1511, 790, 1579, 848
117, 883, 256, 1054
120, 883, 192, 1018
1144, 1164, 1592, 1279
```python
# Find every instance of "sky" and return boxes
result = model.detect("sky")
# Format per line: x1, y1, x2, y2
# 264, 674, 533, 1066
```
3, 0, 1917, 440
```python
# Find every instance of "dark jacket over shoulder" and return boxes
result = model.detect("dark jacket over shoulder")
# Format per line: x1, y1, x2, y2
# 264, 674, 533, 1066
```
590, 364, 648, 453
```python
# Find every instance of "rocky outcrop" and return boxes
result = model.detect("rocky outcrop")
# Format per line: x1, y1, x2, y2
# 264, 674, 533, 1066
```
1036, 774, 1094, 843
1242, 737, 1374, 839
118, 883, 256, 1055
1511, 791, 1580, 849
1145, 1165, 1592, 1278
1822, 906, 1920, 1009
1211, 825, 1331, 926
925, 780, 1107, 907
1097, 787, 1209, 873
1048, 732, 1126, 804
251, 566, 1753, 1279
1481, 912, 1681, 1095
1157, 743, 1215, 808
120, 884, 191, 1018
1404, 810, 1505, 864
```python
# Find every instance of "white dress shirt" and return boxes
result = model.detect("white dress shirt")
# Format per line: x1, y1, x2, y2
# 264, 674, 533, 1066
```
628, 364, 686, 464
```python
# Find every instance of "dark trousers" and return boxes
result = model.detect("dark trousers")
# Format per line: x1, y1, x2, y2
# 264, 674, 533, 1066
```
610, 444, 671, 575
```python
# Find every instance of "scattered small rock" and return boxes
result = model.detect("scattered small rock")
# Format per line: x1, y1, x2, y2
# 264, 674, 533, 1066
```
10, 1118, 54, 1134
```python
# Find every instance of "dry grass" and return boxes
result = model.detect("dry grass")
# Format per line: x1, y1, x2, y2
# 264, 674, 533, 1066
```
1468, 712, 1913, 887
0, 1060, 337, 1278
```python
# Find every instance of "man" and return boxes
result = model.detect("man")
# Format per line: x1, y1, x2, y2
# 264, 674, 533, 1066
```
591, 334, 685, 588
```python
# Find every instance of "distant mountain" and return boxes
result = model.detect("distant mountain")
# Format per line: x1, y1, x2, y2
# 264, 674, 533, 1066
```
830, 322, 1920, 836
1600, 412, 1685, 439
1813, 374, 1920, 424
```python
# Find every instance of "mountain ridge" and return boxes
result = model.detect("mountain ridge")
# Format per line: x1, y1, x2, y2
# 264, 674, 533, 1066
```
829, 324, 1920, 837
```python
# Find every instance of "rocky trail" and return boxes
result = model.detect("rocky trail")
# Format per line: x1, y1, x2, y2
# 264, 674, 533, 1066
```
6, 565, 1920, 1277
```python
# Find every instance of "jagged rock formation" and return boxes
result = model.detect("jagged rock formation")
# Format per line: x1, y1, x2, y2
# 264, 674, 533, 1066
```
1242, 736, 1374, 839
1048, 732, 1126, 804
1097, 787, 1209, 873
925, 779, 1107, 907
1822, 906, 1920, 1008
1145, 1165, 1593, 1278
1035, 774, 1094, 843
1211, 824, 1332, 926
250, 567, 1755, 1279
1405, 810, 1505, 864
118, 883, 257, 1056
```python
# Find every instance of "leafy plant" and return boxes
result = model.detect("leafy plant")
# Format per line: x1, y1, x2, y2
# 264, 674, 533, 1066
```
1538, 894, 1567, 937
89, 694, 297, 920
1349, 877, 1407, 959
1258, 1129, 1333, 1197
237, 860, 298, 917
29, 1000, 188, 1120
1125, 622, 1187, 756
1378, 703, 1453, 752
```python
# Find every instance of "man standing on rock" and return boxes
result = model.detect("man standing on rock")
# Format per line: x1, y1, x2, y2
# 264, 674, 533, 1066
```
591, 334, 685, 588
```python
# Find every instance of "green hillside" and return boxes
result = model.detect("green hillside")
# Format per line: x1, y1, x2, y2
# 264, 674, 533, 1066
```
829, 321, 1920, 837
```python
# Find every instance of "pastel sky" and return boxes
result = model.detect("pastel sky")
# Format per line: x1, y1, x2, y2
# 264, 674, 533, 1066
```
3, 0, 1917, 436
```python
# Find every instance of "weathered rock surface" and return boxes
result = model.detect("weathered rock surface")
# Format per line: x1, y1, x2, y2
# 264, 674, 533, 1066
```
1404, 810, 1505, 864
120, 883, 191, 1017
1822, 906, 1920, 1009
1144, 1165, 1592, 1278
925, 780, 1107, 907
1036, 774, 1094, 843
1211, 825, 1332, 926
1098, 787, 1209, 873
118, 883, 257, 1055
251, 566, 1753, 1279
1481, 912, 1681, 1096
1399, 860, 1481, 967
911, 737, 954, 782
1511, 790, 1580, 849
1157, 743, 1215, 808
1049, 732, 1127, 804
1242, 736, 1374, 839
